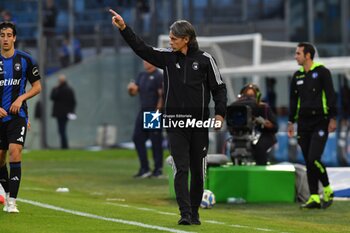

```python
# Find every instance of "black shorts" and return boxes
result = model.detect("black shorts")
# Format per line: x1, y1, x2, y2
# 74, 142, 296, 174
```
0, 117, 27, 149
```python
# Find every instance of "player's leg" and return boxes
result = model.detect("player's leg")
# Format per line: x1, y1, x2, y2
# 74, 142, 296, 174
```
168, 129, 191, 225
6, 117, 27, 213
6, 143, 22, 213
189, 129, 208, 225
149, 130, 163, 177
0, 122, 10, 211
57, 117, 68, 149
298, 130, 321, 208
309, 124, 333, 208
0, 149, 9, 211
132, 112, 151, 178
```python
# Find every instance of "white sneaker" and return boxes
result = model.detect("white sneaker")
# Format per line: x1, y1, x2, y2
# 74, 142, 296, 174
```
7, 198, 19, 213
3, 203, 8, 212
2, 194, 9, 212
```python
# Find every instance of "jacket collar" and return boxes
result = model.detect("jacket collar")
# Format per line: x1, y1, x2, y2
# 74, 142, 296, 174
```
299, 62, 323, 72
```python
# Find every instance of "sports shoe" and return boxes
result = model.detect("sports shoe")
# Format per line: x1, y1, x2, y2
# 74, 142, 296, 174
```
151, 169, 163, 178
2, 193, 9, 212
3, 202, 8, 212
7, 198, 19, 213
178, 214, 191, 225
191, 212, 201, 225
133, 169, 152, 179
300, 194, 321, 209
322, 186, 334, 209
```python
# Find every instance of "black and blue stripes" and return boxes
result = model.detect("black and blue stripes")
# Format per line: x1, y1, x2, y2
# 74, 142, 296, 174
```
0, 49, 40, 122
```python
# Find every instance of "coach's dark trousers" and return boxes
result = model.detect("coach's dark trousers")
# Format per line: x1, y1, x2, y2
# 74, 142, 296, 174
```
297, 116, 330, 194
168, 128, 208, 217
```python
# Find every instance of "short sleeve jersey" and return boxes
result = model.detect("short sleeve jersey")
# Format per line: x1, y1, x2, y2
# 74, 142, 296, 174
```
136, 69, 163, 109
0, 49, 41, 122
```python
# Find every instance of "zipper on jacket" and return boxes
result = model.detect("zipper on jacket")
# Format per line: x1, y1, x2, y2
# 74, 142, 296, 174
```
183, 57, 187, 84
201, 83, 205, 120
164, 66, 170, 114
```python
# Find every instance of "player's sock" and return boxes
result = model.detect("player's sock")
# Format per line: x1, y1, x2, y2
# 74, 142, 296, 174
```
0, 164, 9, 193
9, 162, 21, 198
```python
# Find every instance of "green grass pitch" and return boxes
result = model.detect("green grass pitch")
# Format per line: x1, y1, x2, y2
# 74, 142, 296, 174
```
0, 149, 349, 233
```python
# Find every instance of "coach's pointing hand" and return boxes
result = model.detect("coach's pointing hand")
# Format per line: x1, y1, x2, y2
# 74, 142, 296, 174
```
109, 9, 126, 30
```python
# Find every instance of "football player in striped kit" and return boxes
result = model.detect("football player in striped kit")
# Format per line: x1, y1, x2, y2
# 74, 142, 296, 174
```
0, 21, 42, 213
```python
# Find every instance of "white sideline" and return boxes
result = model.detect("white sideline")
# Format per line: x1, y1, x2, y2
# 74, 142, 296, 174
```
106, 202, 289, 233
18, 198, 289, 233
106, 202, 177, 216
17, 198, 195, 233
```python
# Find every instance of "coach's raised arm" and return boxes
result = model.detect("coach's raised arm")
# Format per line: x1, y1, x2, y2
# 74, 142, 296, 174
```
109, 9, 126, 30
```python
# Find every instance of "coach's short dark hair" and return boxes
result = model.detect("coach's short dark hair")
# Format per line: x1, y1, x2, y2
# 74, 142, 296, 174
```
297, 42, 315, 60
0, 21, 17, 36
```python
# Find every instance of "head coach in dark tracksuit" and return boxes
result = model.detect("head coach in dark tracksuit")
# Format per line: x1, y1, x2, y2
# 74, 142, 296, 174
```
288, 42, 336, 209
110, 9, 227, 225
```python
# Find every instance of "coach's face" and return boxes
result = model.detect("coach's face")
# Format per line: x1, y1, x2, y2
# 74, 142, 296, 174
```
0, 27, 16, 52
169, 31, 189, 55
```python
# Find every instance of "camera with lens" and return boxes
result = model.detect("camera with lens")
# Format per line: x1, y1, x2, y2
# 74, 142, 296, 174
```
226, 97, 259, 165
226, 83, 277, 165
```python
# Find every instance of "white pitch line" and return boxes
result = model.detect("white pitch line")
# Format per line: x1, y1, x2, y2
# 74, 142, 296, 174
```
106, 202, 289, 233
17, 198, 195, 233
106, 202, 177, 216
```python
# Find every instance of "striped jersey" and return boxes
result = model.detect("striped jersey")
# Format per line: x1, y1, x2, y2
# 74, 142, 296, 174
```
0, 49, 41, 122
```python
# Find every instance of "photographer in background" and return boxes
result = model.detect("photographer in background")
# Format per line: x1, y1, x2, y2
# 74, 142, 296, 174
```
234, 83, 278, 165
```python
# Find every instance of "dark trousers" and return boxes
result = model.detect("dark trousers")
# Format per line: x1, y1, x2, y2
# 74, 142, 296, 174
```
252, 133, 276, 165
132, 112, 163, 172
297, 117, 330, 194
57, 117, 69, 149
168, 128, 208, 216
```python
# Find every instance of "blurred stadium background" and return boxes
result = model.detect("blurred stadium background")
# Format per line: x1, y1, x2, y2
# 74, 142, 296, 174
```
1, 0, 350, 166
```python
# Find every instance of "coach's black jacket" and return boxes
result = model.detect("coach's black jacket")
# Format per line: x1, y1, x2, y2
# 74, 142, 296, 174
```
289, 62, 337, 123
120, 26, 227, 120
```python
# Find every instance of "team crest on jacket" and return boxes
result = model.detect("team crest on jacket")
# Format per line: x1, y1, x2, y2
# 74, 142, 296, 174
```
192, 61, 199, 70
14, 63, 21, 71
312, 72, 318, 79
318, 130, 325, 137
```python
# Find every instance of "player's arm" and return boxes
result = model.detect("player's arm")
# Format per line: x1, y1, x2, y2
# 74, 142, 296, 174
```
255, 103, 275, 130
207, 55, 227, 128
155, 73, 163, 110
156, 88, 163, 110
321, 68, 337, 132
288, 74, 298, 137
127, 82, 139, 96
322, 68, 337, 118
0, 107, 8, 118
9, 80, 42, 114
109, 9, 167, 69
263, 104, 278, 131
